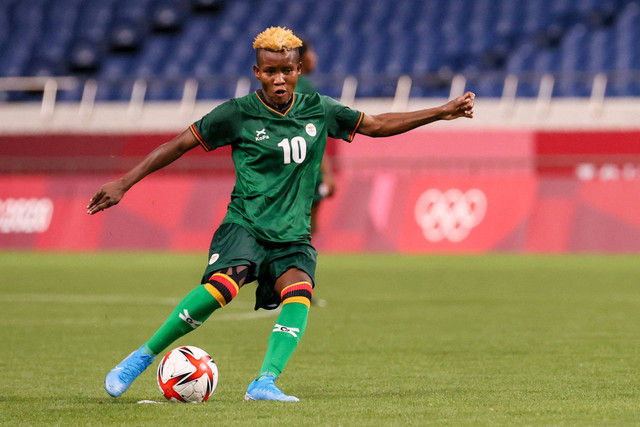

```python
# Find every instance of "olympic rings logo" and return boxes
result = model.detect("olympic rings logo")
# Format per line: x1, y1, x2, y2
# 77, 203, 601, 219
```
414, 189, 487, 243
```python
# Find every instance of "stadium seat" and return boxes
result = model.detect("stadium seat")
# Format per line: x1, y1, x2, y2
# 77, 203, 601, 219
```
68, 40, 102, 72
192, 0, 225, 13
56, 84, 84, 102
26, 58, 65, 78
152, 0, 188, 32
1, 0, 640, 100
196, 79, 235, 100
109, 18, 146, 52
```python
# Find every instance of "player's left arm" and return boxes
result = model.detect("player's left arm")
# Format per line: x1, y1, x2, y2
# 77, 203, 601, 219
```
357, 92, 475, 137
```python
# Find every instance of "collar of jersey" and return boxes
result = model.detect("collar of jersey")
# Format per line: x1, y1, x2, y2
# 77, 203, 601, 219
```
254, 91, 296, 117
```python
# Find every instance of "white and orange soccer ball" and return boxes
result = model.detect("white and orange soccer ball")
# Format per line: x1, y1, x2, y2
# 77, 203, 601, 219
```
157, 346, 218, 403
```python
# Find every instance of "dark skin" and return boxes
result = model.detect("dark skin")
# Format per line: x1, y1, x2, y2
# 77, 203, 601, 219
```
87, 48, 475, 293
253, 49, 302, 108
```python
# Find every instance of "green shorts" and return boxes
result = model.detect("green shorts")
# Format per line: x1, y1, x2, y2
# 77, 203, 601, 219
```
201, 222, 317, 310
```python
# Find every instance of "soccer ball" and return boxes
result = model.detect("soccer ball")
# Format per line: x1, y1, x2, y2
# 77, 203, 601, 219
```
157, 346, 218, 403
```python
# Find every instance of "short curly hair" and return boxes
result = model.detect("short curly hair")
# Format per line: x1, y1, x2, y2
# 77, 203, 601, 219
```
253, 26, 303, 51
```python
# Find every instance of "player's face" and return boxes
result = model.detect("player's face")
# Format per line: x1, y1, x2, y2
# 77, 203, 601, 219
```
254, 49, 301, 106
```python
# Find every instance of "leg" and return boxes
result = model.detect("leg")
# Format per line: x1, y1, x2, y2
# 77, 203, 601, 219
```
145, 265, 249, 354
245, 268, 313, 402
105, 265, 249, 397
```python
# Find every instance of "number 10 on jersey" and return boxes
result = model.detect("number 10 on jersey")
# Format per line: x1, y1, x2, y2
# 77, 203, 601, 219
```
278, 137, 307, 164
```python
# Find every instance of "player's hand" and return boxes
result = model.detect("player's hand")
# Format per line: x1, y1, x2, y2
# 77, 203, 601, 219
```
87, 180, 126, 215
440, 91, 475, 120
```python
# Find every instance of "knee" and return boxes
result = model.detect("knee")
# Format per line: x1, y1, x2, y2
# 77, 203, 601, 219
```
203, 265, 250, 307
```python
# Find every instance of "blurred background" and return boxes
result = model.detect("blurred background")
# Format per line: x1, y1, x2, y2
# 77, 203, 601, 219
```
1, 0, 639, 253
1, 0, 640, 100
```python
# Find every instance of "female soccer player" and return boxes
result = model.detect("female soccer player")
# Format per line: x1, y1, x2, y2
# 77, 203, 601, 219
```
88, 26, 474, 402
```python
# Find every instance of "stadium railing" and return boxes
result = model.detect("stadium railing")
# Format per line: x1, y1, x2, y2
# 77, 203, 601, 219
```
1, 71, 639, 122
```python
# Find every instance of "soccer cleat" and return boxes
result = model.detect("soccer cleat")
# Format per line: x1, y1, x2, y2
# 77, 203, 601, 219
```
244, 375, 299, 402
105, 346, 155, 397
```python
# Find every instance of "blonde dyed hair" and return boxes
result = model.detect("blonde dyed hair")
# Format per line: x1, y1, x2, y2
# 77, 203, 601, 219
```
253, 26, 303, 51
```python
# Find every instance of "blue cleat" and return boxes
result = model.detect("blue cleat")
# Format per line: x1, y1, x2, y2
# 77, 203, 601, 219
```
105, 346, 155, 397
244, 375, 299, 402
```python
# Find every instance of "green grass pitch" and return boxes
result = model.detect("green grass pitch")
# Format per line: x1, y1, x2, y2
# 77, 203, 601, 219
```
1, 252, 640, 425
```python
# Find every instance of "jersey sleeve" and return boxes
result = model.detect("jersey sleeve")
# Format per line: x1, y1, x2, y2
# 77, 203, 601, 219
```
321, 95, 364, 142
189, 100, 241, 152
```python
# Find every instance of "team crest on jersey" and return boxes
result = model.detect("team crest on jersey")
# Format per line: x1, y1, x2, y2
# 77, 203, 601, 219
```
255, 128, 269, 141
209, 253, 219, 265
305, 123, 317, 137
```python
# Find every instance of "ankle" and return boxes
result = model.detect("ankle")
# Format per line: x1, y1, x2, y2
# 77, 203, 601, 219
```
140, 344, 156, 357
257, 372, 277, 381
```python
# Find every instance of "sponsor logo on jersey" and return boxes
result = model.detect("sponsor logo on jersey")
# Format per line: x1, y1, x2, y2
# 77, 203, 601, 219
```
305, 123, 317, 137
179, 309, 202, 329
414, 189, 487, 243
273, 324, 300, 337
255, 129, 269, 141
209, 253, 219, 265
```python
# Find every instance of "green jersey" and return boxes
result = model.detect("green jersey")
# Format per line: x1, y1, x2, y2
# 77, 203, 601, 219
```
190, 92, 363, 243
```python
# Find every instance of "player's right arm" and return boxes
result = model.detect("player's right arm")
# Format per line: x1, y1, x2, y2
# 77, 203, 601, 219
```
87, 129, 199, 215
357, 92, 475, 137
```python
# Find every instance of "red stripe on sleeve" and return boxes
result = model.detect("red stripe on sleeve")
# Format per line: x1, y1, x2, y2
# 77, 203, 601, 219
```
189, 124, 211, 151
348, 112, 364, 142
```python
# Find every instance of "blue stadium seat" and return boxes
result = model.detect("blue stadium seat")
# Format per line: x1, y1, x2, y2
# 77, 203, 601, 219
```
98, 56, 133, 80
68, 40, 102, 72
57, 84, 84, 102
533, 50, 561, 74
2, 0, 640, 100
76, 0, 115, 43
587, 29, 615, 72
26, 58, 65, 77
506, 42, 536, 73
146, 79, 184, 101
109, 18, 146, 51
196, 80, 235, 100
472, 74, 504, 98
191, 0, 225, 13
152, 0, 188, 32
132, 37, 175, 77
95, 78, 137, 101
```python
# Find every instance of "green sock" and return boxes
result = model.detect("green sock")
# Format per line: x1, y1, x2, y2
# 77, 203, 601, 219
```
259, 302, 309, 378
144, 285, 222, 355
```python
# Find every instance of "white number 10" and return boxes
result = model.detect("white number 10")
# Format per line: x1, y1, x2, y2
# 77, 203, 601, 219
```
277, 137, 307, 164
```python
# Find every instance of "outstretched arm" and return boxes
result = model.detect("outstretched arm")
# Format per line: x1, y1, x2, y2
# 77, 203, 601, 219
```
357, 92, 475, 137
87, 129, 199, 215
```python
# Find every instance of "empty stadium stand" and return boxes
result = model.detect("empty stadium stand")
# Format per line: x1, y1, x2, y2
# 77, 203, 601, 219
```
0, 0, 638, 101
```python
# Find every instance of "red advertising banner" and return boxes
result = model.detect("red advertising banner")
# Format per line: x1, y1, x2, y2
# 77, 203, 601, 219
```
535, 130, 640, 177
2, 129, 640, 253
